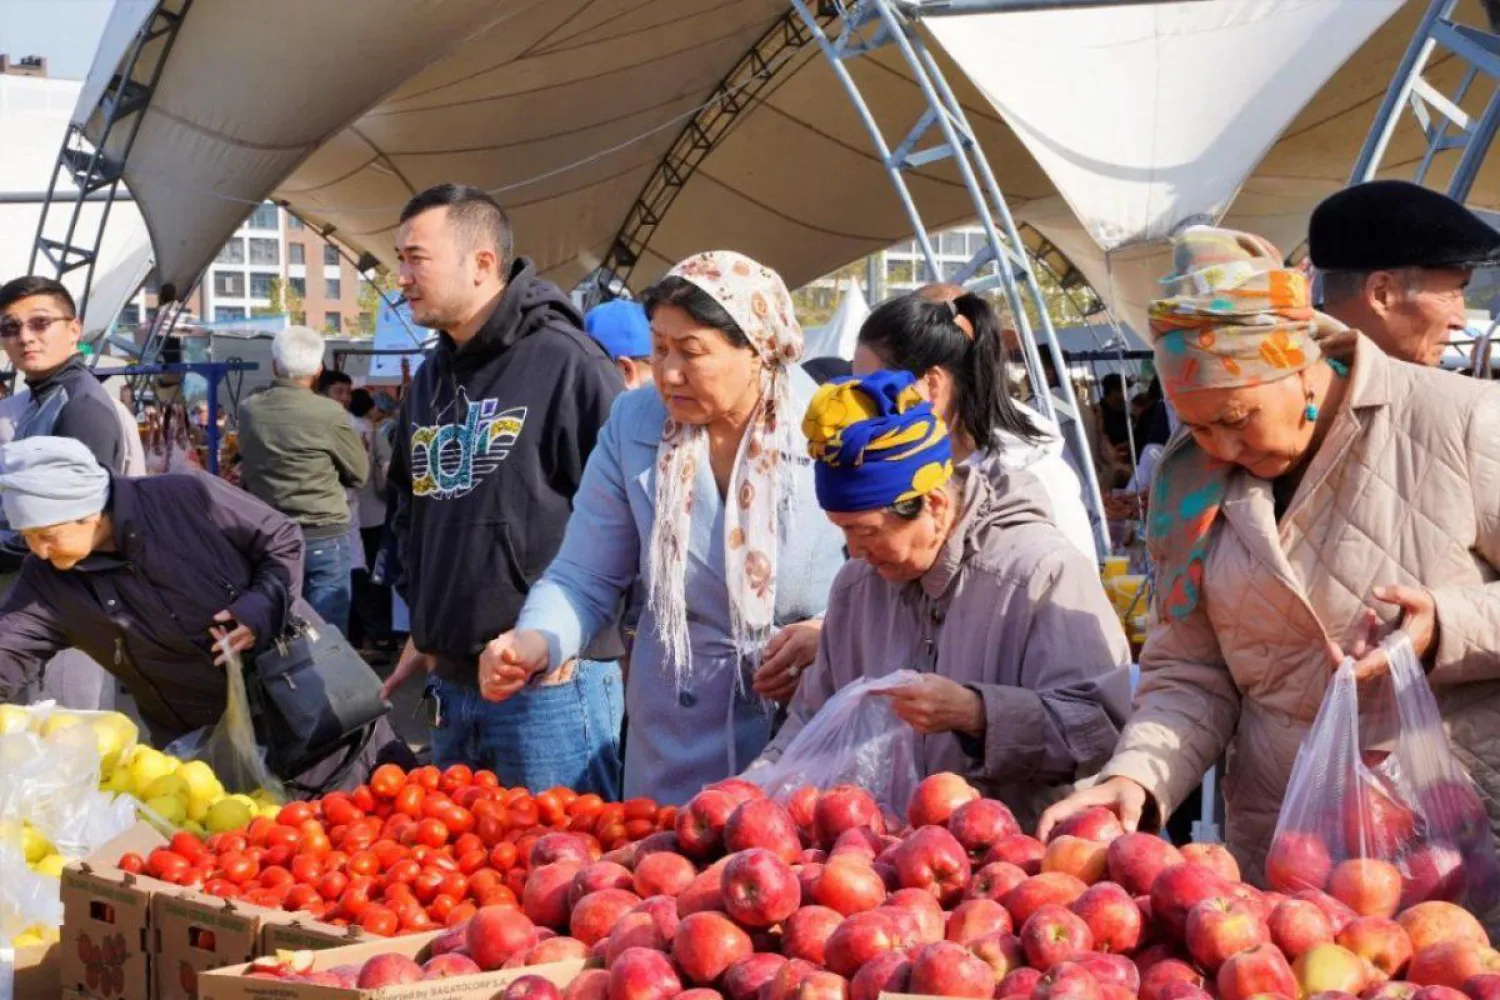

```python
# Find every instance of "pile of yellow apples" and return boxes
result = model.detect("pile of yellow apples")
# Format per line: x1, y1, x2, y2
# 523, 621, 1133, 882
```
0, 704, 276, 846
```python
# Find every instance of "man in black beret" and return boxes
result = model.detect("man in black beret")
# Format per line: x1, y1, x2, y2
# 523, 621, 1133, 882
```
1309, 180, 1500, 366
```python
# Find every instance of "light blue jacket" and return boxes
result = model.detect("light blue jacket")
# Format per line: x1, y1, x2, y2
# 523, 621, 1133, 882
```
517, 370, 844, 803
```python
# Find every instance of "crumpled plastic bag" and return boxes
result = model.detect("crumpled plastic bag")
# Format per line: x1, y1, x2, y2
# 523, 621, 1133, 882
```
1268, 632, 1500, 912
743, 670, 923, 813
163, 639, 284, 801
0, 838, 62, 949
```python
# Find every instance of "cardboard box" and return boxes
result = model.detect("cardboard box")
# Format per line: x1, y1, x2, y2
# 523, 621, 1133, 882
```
152, 894, 362, 1000
62, 822, 357, 1000
6, 940, 60, 1000
199, 935, 591, 1000
60, 824, 159, 1000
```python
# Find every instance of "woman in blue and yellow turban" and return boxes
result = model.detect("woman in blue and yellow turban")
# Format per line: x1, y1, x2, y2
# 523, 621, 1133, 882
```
750, 370, 1132, 828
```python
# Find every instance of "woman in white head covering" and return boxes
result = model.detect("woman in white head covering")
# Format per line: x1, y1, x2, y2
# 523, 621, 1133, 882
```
479, 251, 846, 803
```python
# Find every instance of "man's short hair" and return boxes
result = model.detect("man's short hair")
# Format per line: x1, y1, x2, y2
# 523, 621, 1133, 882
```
400, 184, 514, 270
271, 325, 326, 379
1101, 372, 1126, 397
313, 369, 353, 395
0, 275, 76, 316
1318, 266, 1424, 306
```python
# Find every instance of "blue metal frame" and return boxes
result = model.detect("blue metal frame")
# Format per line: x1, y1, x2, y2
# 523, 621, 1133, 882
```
110, 360, 258, 475
1351, 0, 1500, 204
789, 0, 1110, 555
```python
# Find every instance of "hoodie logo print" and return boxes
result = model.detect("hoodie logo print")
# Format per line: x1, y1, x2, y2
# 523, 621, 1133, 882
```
410, 391, 529, 499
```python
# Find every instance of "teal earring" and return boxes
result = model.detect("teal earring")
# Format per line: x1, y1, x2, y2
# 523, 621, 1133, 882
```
1304, 391, 1319, 422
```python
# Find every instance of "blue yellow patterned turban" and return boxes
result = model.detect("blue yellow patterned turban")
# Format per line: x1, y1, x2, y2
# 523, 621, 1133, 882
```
803, 370, 954, 513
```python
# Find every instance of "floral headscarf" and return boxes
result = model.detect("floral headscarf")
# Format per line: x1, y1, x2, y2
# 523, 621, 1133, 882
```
1148, 226, 1342, 621
648, 251, 804, 689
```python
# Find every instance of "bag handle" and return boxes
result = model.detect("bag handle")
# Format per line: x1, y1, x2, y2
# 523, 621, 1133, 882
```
279, 723, 377, 798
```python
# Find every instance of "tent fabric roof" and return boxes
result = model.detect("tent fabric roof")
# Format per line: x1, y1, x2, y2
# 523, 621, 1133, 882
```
3, 75, 153, 335
76, 0, 1500, 336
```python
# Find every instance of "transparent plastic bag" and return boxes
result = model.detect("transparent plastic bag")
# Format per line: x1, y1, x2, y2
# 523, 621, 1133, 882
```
744, 669, 923, 813
1268, 632, 1500, 911
0, 839, 62, 949
168, 640, 284, 802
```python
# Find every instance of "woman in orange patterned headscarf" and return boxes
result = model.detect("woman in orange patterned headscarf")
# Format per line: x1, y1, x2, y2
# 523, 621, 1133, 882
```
1039, 227, 1500, 902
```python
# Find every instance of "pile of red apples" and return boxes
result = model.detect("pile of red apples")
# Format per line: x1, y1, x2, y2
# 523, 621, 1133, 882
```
244, 773, 1500, 1000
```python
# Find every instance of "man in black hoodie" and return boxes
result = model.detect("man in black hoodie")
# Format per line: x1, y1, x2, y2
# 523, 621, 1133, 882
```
379, 184, 625, 797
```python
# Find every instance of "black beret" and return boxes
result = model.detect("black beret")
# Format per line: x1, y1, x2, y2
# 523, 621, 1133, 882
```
1308, 180, 1500, 271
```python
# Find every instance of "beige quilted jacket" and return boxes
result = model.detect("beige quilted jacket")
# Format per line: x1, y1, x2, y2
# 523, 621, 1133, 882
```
1102, 333, 1500, 888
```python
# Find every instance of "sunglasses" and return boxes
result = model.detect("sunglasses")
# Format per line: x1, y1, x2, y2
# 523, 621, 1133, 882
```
0, 314, 74, 339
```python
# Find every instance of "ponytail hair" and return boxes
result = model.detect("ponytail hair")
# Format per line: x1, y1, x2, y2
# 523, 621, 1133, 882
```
857, 289, 1044, 447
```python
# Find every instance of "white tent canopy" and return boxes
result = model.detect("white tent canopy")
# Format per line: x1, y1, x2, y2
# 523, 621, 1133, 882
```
2, 75, 152, 336
803, 280, 871, 361
929, 1, 1401, 252
67, 0, 1500, 336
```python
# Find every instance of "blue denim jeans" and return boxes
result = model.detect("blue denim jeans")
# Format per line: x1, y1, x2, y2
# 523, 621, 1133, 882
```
302, 530, 352, 636
429, 661, 624, 800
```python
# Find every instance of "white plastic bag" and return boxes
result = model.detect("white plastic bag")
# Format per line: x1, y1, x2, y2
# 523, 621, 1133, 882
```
1269, 632, 1500, 911
745, 670, 923, 812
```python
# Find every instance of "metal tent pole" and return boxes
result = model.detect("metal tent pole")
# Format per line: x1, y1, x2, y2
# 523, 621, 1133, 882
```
29, 0, 191, 323
789, 0, 1110, 556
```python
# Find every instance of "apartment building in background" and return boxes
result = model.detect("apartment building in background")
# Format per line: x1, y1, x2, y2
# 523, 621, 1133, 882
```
120, 202, 369, 334
0, 54, 48, 78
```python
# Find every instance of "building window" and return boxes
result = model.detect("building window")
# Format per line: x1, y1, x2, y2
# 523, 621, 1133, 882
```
213, 272, 245, 297
324, 244, 340, 266
248, 238, 279, 266
119, 304, 140, 328
325, 312, 342, 333
250, 273, 276, 299
215, 239, 245, 265
247, 203, 279, 230
940, 232, 966, 257
289, 243, 305, 265
289, 277, 306, 297
216, 307, 246, 322
287, 214, 305, 230
325, 278, 341, 299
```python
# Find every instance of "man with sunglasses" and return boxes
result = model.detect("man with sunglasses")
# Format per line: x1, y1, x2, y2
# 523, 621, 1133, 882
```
0, 276, 134, 714
0, 277, 127, 488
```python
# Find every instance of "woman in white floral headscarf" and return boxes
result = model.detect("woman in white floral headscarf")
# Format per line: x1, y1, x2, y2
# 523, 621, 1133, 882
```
478, 251, 846, 803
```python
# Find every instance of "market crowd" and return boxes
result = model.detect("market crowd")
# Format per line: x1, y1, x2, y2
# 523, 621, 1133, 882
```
2, 177, 1500, 895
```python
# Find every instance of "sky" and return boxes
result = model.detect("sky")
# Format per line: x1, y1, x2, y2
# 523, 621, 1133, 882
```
1, 0, 113, 80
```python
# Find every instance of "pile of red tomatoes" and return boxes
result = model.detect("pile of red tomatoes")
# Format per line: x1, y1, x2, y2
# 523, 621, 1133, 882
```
115, 764, 675, 936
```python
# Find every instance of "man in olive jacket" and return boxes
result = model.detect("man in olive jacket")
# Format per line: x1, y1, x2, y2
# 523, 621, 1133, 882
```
237, 325, 368, 635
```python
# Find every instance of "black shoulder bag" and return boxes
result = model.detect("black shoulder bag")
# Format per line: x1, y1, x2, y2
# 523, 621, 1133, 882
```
250, 620, 391, 795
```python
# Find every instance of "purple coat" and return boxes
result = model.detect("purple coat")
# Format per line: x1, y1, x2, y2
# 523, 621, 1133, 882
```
0, 471, 313, 743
